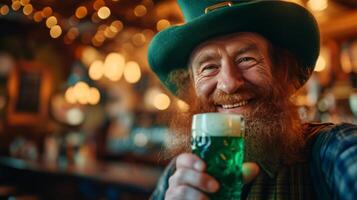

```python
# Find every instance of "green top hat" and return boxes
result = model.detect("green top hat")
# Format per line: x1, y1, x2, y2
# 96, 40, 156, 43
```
148, 0, 320, 95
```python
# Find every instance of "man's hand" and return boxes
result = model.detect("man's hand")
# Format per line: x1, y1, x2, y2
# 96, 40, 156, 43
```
165, 153, 260, 200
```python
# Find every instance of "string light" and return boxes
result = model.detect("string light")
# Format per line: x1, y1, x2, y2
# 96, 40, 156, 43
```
97, 6, 111, 19
177, 99, 190, 112
134, 5, 147, 17
75, 6, 88, 19
65, 87, 77, 104
132, 33, 146, 46
104, 53, 125, 81
315, 56, 326, 72
33, 11, 43, 22
67, 27, 79, 40
93, 0, 105, 10
307, 0, 328, 12
156, 19, 171, 31
111, 20, 123, 32
50, 25, 62, 38
87, 87, 100, 105
89, 60, 104, 80
11, 1, 22, 11
153, 93, 171, 110
20, 0, 30, 6
46, 16, 57, 28
22, 4, 33, 15
42, 6, 53, 17
73, 82, 90, 104
0, 5, 9, 15
81, 46, 101, 66
124, 61, 141, 83
65, 82, 100, 105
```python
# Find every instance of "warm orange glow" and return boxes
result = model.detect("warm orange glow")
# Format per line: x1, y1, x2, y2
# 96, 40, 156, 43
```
132, 33, 146, 46
111, 20, 123, 32
307, 0, 328, 12
91, 12, 100, 23
156, 19, 171, 31
75, 6, 88, 19
91, 37, 103, 47
177, 99, 190, 112
73, 82, 90, 105
93, 0, 105, 10
50, 25, 62, 38
42, 6, 53, 17
20, 0, 30, 6
65, 87, 77, 104
22, 4, 33, 15
46, 16, 57, 28
87, 87, 101, 105
81, 46, 101, 66
315, 56, 326, 72
94, 32, 105, 42
67, 27, 79, 40
104, 26, 117, 38
97, 6, 111, 19
134, 5, 147, 17
33, 11, 43, 22
341, 49, 352, 73
124, 61, 141, 83
89, 60, 104, 80
104, 53, 125, 81
0, 5, 9, 15
153, 93, 171, 110
11, 1, 21, 11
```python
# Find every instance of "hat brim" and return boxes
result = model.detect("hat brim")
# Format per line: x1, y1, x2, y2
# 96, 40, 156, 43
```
148, 1, 319, 94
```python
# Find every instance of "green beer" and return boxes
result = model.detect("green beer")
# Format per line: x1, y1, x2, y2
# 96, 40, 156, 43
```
192, 113, 244, 200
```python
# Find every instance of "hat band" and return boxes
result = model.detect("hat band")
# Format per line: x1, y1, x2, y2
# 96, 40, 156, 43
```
205, 1, 233, 14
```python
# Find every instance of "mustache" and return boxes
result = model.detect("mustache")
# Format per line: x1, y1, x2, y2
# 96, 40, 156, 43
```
210, 83, 269, 105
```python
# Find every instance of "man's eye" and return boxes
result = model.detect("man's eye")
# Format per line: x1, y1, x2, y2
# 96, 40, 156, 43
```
237, 57, 256, 63
201, 65, 218, 72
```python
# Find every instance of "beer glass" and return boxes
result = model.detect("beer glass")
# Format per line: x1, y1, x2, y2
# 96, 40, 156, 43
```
191, 113, 245, 200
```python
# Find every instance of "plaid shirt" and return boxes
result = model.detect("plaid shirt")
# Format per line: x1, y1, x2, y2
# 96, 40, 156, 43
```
150, 123, 357, 200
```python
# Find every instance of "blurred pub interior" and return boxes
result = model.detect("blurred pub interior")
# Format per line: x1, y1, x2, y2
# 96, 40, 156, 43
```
0, 0, 357, 199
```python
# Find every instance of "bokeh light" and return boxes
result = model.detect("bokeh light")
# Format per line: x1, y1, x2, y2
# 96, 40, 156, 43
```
134, 5, 147, 17
177, 99, 190, 112
46, 16, 58, 28
124, 61, 141, 83
97, 6, 111, 19
22, 4, 33, 15
65, 87, 77, 104
156, 19, 171, 31
75, 6, 88, 19
89, 60, 104, 80
153, 93, 171, 110
104, 53, 125, 81
87, 87, 101, 105
50, 25, 62, 38
0, 5, 9, 15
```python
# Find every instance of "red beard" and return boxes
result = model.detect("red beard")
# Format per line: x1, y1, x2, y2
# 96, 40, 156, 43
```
166, 78, 305, 174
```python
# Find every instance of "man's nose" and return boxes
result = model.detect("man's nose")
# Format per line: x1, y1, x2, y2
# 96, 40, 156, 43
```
217, 60, 244, 94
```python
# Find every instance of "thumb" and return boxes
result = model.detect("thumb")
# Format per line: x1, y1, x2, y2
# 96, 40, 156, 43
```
242, 162, 260, 183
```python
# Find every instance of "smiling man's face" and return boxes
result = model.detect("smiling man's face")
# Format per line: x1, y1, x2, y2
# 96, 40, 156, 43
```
190, 32, 273, 115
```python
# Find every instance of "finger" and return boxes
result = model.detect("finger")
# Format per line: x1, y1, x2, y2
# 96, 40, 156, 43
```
169, 168, 219, 193
242, 162, 260, 183
166, 185, 209, 200
176, 153, 206, 171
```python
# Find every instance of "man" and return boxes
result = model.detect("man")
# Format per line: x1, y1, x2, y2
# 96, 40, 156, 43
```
147, 0, 357, 199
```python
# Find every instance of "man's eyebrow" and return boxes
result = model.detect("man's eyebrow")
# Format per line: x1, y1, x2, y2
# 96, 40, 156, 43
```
191, 43, 261, 69
233, 43, 260, 57
192, 52, 221, 69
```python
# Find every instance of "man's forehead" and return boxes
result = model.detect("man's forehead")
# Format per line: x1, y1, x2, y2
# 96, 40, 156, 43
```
189, 32, 270, 63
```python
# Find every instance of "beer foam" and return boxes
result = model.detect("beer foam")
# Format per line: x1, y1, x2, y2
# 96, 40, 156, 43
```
192, 113, 244, 137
